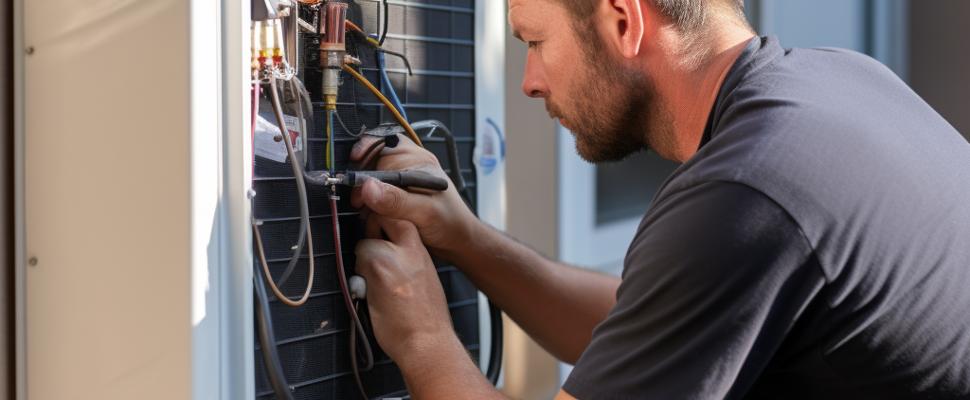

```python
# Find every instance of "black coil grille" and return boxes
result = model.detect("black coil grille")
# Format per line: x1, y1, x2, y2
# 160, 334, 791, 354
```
254, 1, 479, 398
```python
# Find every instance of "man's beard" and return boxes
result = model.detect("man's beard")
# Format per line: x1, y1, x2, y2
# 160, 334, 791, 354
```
550, 40, 672, 162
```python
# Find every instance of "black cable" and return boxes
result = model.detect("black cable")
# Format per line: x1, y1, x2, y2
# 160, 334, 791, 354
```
486, 300, 503, 385
377, 49, 413, 76
379, 0, 389, 46
411, 120, 468, 201
254, 263, 296, 400
419, 120, 501, 385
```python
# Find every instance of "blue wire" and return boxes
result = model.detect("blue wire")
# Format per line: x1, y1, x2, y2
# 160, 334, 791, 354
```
373, 35, 409, 122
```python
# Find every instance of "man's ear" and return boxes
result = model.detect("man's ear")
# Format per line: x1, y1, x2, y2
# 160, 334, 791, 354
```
600, 0, 645, 59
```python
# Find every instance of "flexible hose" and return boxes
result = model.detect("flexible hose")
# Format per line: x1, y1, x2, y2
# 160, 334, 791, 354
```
276, 76, 316, 287
273, 81, 310, 288
254, 263, 296, 400
341, 64, 423, 147
256, 78, 315, 307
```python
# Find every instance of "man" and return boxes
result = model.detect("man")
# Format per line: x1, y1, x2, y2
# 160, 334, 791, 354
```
350, 0, 970, 398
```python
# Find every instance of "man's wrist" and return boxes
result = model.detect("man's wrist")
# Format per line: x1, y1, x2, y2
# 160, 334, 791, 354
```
438, 213, 489, 262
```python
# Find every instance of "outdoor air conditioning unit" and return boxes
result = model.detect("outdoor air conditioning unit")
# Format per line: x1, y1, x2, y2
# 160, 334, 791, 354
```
14, 0, 504, 399
248, 1, 506, 398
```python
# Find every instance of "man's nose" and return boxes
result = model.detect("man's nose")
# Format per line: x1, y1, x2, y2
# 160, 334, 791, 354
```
521, 51, 548, 99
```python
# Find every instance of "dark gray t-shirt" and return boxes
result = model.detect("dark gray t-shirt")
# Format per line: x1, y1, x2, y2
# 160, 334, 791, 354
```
563, 36, 970, 399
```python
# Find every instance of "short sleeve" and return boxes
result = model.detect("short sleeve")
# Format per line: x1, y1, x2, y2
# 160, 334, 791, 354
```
562, 181, 827, 400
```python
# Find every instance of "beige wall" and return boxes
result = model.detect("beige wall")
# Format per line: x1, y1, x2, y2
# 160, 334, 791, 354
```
22, 0, 194, 398
501, 10, 562, 400
909, 0, 970, 140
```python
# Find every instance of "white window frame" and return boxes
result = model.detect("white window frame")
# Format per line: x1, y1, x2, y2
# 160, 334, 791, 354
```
556, 126, 639, 276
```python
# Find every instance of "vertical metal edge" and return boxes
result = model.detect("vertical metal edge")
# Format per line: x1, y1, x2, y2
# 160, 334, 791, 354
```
190, 0, 227, 397
473, 0, 506, 380
872, 0, 909, 81
12, 0, 26, 396
744, 0, 762, 32
220, 0, 255, 399
756, 0, 774, 37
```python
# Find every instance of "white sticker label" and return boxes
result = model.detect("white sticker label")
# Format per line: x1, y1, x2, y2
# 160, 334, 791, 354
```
255, 111, 304, 163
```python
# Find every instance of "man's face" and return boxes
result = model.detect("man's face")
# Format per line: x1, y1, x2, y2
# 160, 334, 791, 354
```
509, 0, 670, 162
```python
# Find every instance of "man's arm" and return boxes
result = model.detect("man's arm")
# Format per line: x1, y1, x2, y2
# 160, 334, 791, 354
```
442, 220, 619, 363
351, 135, 619, 362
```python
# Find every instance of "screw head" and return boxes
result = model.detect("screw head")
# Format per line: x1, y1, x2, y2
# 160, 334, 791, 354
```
25, 46, 34, 55
28, 257, 38, 266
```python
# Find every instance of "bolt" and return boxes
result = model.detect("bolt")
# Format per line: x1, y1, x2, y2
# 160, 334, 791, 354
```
28, 257, 38, 267
25, 46, 35, 55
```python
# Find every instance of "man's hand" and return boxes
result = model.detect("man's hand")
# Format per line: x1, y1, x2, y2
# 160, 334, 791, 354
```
354, 215, 455, 364
350, 134, 479, 258
355, 214, 505, 399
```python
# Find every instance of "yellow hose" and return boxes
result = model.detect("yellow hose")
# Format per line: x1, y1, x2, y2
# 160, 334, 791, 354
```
341, 64, 424, 147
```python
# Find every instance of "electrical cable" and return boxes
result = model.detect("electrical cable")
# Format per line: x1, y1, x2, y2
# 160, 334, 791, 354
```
485, 300, 503, 385
379, 0, 389, 46
331, 195, 375, 399
334, 109, 360, 137
341, 64, 423, 146
411, 120, 467, 196
376, 48, 414, 77
254, 77, 316, 307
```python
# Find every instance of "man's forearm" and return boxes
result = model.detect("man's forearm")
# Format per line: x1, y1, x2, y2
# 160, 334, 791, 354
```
443, 221, 620, 363
399, 332, 505, 399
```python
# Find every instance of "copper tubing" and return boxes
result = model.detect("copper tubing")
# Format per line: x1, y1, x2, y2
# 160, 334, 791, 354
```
331, 196, 374, 398
341, 64, 424, 147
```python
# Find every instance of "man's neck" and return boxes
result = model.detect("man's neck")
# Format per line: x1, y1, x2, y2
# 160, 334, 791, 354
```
650, 24, 755, 162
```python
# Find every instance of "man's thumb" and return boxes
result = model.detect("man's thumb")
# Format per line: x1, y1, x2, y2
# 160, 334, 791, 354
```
361, 178, 416, 220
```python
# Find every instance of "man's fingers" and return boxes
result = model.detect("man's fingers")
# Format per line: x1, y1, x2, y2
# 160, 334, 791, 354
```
354, 239, 394, 280
350, 135, 384, 161
360, 178, 429, 222
377, 217, 422, 247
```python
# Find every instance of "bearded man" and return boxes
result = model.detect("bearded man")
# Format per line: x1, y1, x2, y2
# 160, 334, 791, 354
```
350, 0, 970, 398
